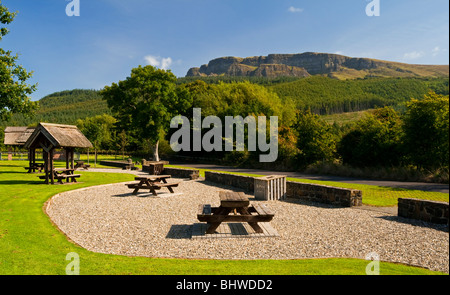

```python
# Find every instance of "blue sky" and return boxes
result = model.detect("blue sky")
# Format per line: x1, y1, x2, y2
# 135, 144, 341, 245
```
1, 0, 449, 101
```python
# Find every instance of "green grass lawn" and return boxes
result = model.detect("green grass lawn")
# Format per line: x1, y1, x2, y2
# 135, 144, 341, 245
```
0, 161, 446, 275
166, 165, 449, 207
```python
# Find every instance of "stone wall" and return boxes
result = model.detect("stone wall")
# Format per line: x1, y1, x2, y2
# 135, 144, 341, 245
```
100, 160, 135, 169
204, 171, 363, 207
286, 181, 362, 207
204, 171, 255, 192
398, 198, 449, 225
163, 167, 200, 180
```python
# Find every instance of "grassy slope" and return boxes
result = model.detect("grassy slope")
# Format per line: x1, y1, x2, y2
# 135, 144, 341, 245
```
321, 110, 372, 125
0, 161, 446, 275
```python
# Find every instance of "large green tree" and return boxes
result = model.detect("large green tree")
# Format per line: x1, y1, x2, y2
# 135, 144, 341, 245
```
0, 2, 37, 121
337, 107, 404, 167
293, 110, 337, 167
101, 65, 191, 161
402, 92, 449, 169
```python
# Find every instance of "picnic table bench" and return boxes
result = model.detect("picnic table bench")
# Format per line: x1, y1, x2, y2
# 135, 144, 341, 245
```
38, 168, 81, 184
126, 175, 180, 196
25, 163, 45, 173
197, 191, 275, 234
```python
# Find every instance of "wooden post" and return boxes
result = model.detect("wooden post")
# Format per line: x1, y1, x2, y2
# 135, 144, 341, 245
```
71, 148, 74, 170
50, 149, 54, 185
43, 150, 49, 184
28, 149, 33, 173
65, 148, 69, 169
32, 149, 36, 168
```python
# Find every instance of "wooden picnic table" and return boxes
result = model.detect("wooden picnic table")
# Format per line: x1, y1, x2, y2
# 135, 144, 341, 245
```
74, 161, 90, 170
197, 191, 275, 234
25, 163, 45, 173
126, 175, 180, 196
39, 168, 81, 184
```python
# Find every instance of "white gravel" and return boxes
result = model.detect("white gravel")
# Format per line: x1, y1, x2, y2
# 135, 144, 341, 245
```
45, 178, 449, 273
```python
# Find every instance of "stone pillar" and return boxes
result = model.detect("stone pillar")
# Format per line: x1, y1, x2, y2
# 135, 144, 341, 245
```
254, 175, 287, 201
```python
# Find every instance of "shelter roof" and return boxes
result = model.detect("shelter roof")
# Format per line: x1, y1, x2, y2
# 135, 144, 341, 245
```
24, 123, 93, 149
4, 127, 35, 146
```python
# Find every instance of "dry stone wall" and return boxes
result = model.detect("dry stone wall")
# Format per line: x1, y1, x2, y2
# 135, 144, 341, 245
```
204, 171, 362, 207
398, 198, 449, 225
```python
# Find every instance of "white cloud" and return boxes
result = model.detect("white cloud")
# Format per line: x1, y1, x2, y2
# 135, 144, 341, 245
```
144, 55, 160, 67
144, 55, 173, 70
431, 46, 440, 57
161, 57, 173, 70
403, 51, 424, 60
288, 6, 303, 13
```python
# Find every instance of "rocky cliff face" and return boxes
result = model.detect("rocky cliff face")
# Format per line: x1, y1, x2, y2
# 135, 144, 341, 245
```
186, 52, 449, 79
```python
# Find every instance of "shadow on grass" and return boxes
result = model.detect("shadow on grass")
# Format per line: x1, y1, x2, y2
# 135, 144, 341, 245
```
0, 180, 43, 185
0, 164, 28, 168
0, 170, 35, 174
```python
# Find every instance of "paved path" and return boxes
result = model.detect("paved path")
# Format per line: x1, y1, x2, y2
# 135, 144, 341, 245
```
171, 163, 449, 194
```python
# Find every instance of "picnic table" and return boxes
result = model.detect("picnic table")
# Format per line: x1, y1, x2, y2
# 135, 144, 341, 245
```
74, 161, 90, 170
39, 168, 81, 184
126, 175, 181, 196
25, 163, 45, 173
197, 191, 275, 234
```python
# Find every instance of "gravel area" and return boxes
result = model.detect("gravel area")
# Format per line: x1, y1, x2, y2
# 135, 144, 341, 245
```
45, 178, 449, 273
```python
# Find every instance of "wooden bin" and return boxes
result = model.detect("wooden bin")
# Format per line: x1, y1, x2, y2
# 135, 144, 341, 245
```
254, 175, 287, 201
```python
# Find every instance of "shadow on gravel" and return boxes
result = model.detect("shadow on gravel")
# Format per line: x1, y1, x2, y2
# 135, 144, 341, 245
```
166, 224, 193, 239
376, 215, 449, 233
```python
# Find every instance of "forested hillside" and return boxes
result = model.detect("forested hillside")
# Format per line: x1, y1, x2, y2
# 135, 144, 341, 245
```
269, 76, 449, 115
180, 76, 449, 115
5, 89, 110, 127
2, 77, 448, 128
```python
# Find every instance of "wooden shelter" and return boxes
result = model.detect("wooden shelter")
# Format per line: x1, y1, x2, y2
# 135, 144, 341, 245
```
24, 123, 93, 184
4, 127, 35, 147
3, 127, 35, 160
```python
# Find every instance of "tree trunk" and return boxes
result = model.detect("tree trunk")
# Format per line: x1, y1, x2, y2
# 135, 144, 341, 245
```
152, 140, 160, 162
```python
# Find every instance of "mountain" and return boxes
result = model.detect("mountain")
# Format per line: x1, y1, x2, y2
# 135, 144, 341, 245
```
186, 52, 449, 79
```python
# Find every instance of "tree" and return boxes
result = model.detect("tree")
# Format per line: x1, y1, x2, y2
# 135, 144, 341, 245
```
293, 110, 337, 167
100, 65, 191, 161
1, 2, 37, 121
76, 114, 116, 150
402, 92, 449, 169
76, 114, 117, 166
116, 130, 128, 160
337, 107, 403, 167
